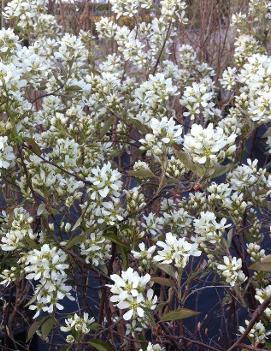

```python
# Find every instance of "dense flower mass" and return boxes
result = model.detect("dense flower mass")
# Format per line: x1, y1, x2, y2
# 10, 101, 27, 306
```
24, 244, 74, 318
107, 268, 157, 324
183, 123, 236, 166
153, 232, 201, 269
0, 0, 271, 350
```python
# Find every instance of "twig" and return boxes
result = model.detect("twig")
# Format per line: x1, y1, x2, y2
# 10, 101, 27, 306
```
227, 296, 271, 351
159, 321, 224, 351
152, 20, 172, 75
238, 343, 271, 351
22, 143, 92, 186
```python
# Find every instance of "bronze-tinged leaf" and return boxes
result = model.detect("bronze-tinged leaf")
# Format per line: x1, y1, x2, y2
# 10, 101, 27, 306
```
249, 255, 271, 272
151, 276, 175, 287
157, 264, 176, 279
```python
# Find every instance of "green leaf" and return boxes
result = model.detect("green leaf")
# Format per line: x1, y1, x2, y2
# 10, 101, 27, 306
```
210, 163, 233, 179
119, 246, 129, 270
37, 203, 46, 216
25, 137, 42, 156
89, 339, 114, 351
25, 294, 37, 308
249, 255, 271, 272
26, 316, 53, 341
157, 264, 176, 279
23, 236, 39, 249
129, 118, 149, 134
71, 215, 83, 231
128, 168, 156, 179
66, 234, 86, 249
138, 333, 148, 349
89, 322, 100, 331
226, 228, 233, 248
104, 232, 128, 249
27, 320, 41, 341
174, 150, 205, 177
160, 308, 199, 322
157, 301, 169, 311
261, 127, 271, 139
41, 317, 56, 339
151, 276, 175, 287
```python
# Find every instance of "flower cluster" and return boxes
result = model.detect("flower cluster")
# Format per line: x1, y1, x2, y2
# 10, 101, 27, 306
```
107, 268, 157, 322
60, 313, 95, 344
183, 123, 236, 166
217, 256, 246, 287
139, 343, 165, 351
109, 0, 152, 19
0, 208, 35, 252
23, 244, 73, 318
193, 211, 229, 246
140, 117, 183, 157
0, 136, 15, 171
0, 0, 271, 349
154, 232, 201, 270
239, 320, 271, 345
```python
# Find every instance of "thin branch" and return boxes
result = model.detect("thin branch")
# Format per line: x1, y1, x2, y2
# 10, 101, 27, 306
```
238, 343, 271, 351
227, 296, 271, 351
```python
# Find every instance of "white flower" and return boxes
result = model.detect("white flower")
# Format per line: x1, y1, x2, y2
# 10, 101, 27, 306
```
228, 159, 271, 202
61, 313, 95, 339
24, 244, 73, 317
142, 213, 164, 236
109, 0, 152, 19
217, 256, 246, 287
181, 80, 215, 120
140, 342, 165, 351
140, 117, 182, 157
135, 73, 178, 115
161, 0, 187, 23
194, 211, 230, 244
0, 136, 15, 170
80, 232, 111, 266
0, 208, 34, 252
239, 320, 271, 344
87, 162, 122, 200
132, 242, 156, 267
154, 232, 201, 269
107, 267, 157, 321
247, 243, 265, 262
221, 67, 237, 90
183, 123, 236, 165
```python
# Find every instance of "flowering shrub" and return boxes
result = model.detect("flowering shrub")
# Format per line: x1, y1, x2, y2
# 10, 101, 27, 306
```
1, 0, 271, 350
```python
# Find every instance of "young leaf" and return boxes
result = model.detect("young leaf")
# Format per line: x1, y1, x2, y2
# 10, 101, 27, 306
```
27, 320, 42, 341
249, 255, 271, 272
89, 339, 114, 351
151, 276, 175, 287
174, 150, 205, 177
210, 163, 233, 179
160, 308, 199, 322
41, 317, 57, 339
66, 234, 86, 249
128, 168, 156, 179
157, 264, 176, 279
71, 215, 82, 231
25, 137, 42, 156
104, 232, 128, 249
